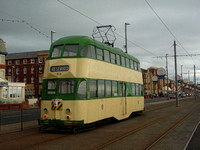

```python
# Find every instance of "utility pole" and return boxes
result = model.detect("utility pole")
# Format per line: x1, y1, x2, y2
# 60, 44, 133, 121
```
181, 65, 183, 95
174, 41, 179, 107
188, 70, 190, 82
166, 54, 169, 100
194, 65, 196, 100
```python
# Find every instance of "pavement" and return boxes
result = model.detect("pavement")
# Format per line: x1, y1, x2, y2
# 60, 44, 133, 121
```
185, 121, 200, 150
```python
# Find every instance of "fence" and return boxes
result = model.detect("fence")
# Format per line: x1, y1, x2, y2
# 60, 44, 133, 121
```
0, 108, 40, 134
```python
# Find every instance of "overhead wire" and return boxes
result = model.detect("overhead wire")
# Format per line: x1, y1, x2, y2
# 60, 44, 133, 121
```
57, 0, 157, 57
144, 0, 196, 64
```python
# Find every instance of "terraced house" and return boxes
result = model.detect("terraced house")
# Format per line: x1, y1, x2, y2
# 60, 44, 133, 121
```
5, 50, 49, 98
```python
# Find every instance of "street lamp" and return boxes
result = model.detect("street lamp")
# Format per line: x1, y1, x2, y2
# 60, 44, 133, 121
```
125, 22, 130, 53
51, 30, 56, 44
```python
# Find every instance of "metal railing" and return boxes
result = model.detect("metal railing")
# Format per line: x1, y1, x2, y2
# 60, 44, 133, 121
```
0, 108, 40, 134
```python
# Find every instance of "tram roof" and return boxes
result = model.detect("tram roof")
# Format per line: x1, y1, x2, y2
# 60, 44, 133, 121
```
51, 36, 139, 62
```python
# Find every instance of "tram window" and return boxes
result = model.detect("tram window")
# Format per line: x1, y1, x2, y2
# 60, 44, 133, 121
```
130, 60, 134, 69
111, 53, 116, 64
81, 45, 96, 58
77, 81, 86, 98
120, 82, 126, 97
81, 46, 90, 57
141, 85, 144, 96
90, 80, 97, 98
126, 58, 130, 68
104, 50, 110, 62
105, 80, 111, 97
112, 81, 118, 96
134, 62, 137, 70
132, 83, 136, 96
47, 80, 57, 94
96, 48, 103, 60
121, 56, 125, 67
48, 80, 57, 90
91, 46, 96, 59
116, 55, 120, 65
52, 45, 63, 58
63, 45, 78, 57
136, 84, 139, 96
59, 80, 75, 94
98, 80, 105, 97
138, 63, 141, 71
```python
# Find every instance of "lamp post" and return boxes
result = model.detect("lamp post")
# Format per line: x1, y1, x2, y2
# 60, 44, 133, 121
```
125, 23, 130, 53
51, 30, 56, 44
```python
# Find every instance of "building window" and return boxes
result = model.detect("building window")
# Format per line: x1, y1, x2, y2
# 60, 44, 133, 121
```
8, 60, 12, 65
31, 77, 34, 83
1, 70, 5, 78
23, 67, 27, 74
8, 68, 11, 75
38, 58, 43, 63
16, 60, 20, 65
16, 68, 19, 75
31, 59, 35, 64
24, 78, 27, 84
39, 77, 42, 83
1, 56, 5, 64
39, 66, 43, 73
16, 77, 19, 82
31, 67, 34, 74
23, 59, 27, 64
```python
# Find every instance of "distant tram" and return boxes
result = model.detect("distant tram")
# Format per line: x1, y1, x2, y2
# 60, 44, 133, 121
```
39, 36, 144, 131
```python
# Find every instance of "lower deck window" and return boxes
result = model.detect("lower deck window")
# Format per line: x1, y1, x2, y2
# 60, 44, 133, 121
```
47, 79, 75, 95
77, 81, 86, 98
90, 80, 97, 98
59, 80, 75, 94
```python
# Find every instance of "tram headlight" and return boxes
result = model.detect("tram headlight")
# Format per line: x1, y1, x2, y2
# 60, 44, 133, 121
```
44, 108, 48, 114
66, 108, 71, 114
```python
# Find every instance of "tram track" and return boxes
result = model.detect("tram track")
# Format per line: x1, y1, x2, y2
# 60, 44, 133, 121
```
94, 100, 197, 150
145, 104, 199, 150
0, 98, 197, 150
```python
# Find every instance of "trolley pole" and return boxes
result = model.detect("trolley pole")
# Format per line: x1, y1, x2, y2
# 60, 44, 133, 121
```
174, 41, 179, 107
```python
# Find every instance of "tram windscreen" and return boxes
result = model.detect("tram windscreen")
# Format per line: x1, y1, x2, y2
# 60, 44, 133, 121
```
63, 45, 78, 56
52, 45, 63, 58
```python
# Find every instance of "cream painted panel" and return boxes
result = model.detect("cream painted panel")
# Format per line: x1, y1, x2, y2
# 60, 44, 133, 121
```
43, 58, 143, 84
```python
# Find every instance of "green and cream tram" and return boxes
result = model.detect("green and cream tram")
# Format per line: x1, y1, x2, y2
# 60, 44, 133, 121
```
39, 36, 144, 131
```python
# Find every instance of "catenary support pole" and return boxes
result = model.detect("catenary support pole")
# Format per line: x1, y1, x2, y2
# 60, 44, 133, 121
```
174, 41, 179, 107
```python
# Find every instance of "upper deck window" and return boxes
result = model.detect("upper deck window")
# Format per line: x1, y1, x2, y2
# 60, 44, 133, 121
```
81, 45, 96, 59
63, 45, 78, 57
52, 45, 63, 58
104, 50, 110, 62
96, 48, 103, 60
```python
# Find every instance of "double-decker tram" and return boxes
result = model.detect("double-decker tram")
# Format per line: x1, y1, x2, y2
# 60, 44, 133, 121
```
39, 36, 144, 132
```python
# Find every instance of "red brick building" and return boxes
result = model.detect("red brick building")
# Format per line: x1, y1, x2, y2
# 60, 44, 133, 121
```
5, 50, 49, 98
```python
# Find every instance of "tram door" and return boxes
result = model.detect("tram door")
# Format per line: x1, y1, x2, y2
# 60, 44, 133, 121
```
120, 82, 127, 115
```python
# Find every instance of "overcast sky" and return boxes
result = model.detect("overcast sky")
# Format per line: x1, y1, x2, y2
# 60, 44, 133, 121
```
0, 0, 200, 83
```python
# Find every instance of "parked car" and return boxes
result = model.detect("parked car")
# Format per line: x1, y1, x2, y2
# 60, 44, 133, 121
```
181, 93, 186, 97
169, 93, 176, 99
